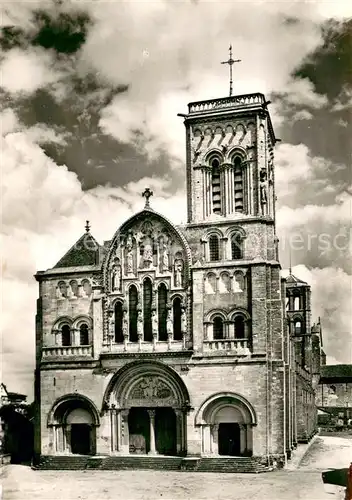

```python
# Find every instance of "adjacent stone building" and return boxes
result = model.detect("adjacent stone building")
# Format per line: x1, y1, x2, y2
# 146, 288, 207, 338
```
316, 365, 352, 427
34, 91, 321, 470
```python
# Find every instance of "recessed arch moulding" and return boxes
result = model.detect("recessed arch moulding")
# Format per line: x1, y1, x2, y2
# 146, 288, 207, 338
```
103, 360, 191, 411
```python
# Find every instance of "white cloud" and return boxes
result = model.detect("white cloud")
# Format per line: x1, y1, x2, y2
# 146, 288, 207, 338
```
331, 85, 352, 112
78, 0, 325, 161
275, 143, 346, 206
292, 109, 313, 121
0, 47, 62, 95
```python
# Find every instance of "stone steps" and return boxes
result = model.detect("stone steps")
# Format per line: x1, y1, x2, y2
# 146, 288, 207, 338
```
100, 456, 183, 471
196, 457, 271, 473
36, 455, 271, 473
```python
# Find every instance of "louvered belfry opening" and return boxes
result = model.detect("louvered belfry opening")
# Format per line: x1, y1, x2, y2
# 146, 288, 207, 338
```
211, 158, 221, 214
234, 157, 243, 212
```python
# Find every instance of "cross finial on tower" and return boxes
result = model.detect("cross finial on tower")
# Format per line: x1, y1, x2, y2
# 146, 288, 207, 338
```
142, 187, 153, 208
85, 220, 90, 233
221, 45, 241, 97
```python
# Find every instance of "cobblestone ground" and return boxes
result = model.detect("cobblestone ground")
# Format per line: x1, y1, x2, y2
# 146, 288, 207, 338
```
2, 435, 351, 500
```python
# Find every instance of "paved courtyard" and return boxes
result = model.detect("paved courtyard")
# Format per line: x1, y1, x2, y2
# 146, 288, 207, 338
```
2, 435, 351, 500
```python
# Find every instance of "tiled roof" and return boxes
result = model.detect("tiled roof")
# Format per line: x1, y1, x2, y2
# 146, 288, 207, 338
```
285, 273, 308, 286
320, 364, 352, 382
54, 233, 101, 268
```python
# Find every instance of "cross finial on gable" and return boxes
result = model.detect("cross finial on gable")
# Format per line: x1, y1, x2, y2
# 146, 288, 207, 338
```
85, 220, 91, 233
142, 187, 153, 208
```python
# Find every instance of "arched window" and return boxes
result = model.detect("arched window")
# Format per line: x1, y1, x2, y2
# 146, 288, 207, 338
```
209, 235, 220, 261
114, 302, 124, 343
234, 316, 245, 339
158, 283, 167, 341
69, 280, 79, 297
231, 232, 243, 259
294, 296, 300, 311
58, 281, 67, 298
234, 157, 243, 212
129, 285, 138, 342
211, 158, 221, 214
173, 297, 182, 341
294, 319, 302, 335
61, 325, 71, 346
82, 279, 92, 297
143, 278, 153, 342
79, 323, 89, 345
213, 316, 224, 340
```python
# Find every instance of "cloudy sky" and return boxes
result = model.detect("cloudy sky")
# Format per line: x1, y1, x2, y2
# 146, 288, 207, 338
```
1, 0, 351, 399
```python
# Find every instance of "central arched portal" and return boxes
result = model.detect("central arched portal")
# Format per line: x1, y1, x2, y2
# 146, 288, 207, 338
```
105, 361, 189, 456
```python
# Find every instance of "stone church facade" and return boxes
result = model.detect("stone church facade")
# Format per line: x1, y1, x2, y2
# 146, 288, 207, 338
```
34, 92, 320, 469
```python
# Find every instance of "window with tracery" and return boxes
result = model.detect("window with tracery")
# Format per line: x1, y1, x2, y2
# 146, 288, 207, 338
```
173, 297, 182, 341
61, 324, 71, 346
158, 283, 168, 341
233, 157, 243, 212
129, 285, 138, 342
79, 323, 89, 345
143, 278, 153, 341
211, 158, 221, 214
114, 302, 124, 343
213, 316, 224, 340
209, 235, 220, 261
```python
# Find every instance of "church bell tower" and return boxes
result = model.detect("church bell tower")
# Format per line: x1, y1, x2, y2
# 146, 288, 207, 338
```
182, 93, 277, 224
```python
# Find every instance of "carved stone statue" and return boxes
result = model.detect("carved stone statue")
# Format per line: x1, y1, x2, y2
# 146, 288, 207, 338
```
260, 170, 268, 214
166, 309, 173, 336
108, 311, 115, 340
152, 309, 158, 336
131, 376, 172, 400
111, 264, 121, 292
137, 309, 143, 338
160, 236, 169, 272
122, 310, 128, 338
142, 235, 153, 268
126, 234, 134, 274
174, 259, 183, 287
181, 308, 187, 333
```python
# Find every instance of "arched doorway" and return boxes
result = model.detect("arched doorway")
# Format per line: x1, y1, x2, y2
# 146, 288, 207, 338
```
48, 394, 100, 456
104, 361, 190, 456
196, 393, 256, 457
66, 408, 93, 455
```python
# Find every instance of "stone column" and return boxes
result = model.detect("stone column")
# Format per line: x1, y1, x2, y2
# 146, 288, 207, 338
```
239, 424, 247, 455
110, 408, 117, 452
210, 424, 219, 455
54, 330, 61, 347
202, 425, 211, 455
120, 409, 130, 454
147, 409, 157, 455
174, 409, 182, 455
